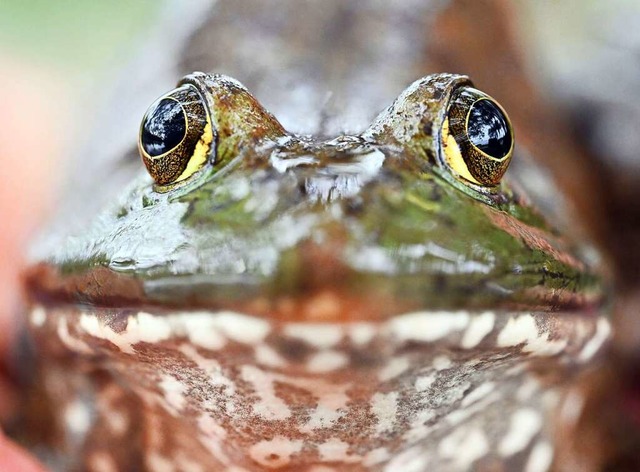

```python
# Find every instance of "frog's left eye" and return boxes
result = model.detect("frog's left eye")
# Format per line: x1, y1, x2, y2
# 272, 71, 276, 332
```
440, 87, 514, 187
138, 84, 213, 185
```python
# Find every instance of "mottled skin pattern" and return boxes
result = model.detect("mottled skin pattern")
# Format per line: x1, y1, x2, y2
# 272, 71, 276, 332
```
22, 70, 609, 472
28, 305, 608, 472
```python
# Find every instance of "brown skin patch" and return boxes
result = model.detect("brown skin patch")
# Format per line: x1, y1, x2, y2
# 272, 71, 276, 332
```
24, 255, 600, 322
484, 207, 584, 271
24, 264, 148, 308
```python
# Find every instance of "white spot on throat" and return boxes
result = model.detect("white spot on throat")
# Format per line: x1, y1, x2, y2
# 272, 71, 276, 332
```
159, 373, 187, 414
347, 323, 377, 345
301, 389, 350, 432
241, 365, 291, 421
77, 310, 271, 354
497, 315, 567, 356
371, 392, 399, 435
57, 317, 93, 354
517, 378, 542, 401
197, 413, 230, 466
461, 311, 495, 348
384, 445, 430, 472
307, 350, 349, 373
255, 344, 288, 368
317, 438, 360, 463
578, 317, 611, 362
388, 311, 469, 343
525, 441, 554, 472
432, 355, 452, 371
415, 374, 437, 392
499, 408, 543, 457
212, 311, 270, 344
176, 453, 206, 472
78, 311, 170, 354
439, 427, 489, 469
461, 382, 496, 408
181, 313, 226, 350
283, 323, 343, 348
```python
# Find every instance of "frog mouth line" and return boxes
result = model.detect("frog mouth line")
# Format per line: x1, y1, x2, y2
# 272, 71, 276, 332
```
24, 261, 605, 323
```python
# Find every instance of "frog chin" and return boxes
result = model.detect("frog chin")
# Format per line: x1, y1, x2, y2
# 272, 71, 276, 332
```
28, 302, 608, 470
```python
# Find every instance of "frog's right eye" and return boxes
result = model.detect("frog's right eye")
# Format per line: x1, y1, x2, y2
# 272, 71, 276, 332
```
138, 84, 213, 185
440, 86, 514, 187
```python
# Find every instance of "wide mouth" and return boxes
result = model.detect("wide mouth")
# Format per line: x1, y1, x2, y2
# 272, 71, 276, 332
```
24, 258, 606, 323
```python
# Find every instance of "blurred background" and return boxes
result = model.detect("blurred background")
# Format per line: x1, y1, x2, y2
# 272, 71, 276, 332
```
0, 0, 639, 469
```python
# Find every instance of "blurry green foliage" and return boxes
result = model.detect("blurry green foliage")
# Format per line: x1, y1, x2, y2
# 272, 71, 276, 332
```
0, 0, 161, 74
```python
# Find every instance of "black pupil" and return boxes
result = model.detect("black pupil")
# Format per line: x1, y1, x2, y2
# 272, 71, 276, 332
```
140, 98, 186, 157
467, 99, 512, 158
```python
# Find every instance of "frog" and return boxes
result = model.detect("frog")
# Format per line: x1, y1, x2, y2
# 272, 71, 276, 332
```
20, 69, 609, 472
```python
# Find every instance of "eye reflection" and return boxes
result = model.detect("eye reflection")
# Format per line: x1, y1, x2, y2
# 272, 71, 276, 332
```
138, 84, 212, 186
141, 98, 187, 157
439, 86, 514, 187
467, 99, 512, 159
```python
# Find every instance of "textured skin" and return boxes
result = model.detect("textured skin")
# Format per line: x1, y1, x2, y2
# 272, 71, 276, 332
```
22, 74, 609, 472
26, 75, 600, 318
21, 2, 611, 471
28, 305, 608, 471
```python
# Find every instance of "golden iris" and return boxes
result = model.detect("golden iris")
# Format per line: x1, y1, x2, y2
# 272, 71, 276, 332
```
138, 84, 213, 185
440, 87, 514, 187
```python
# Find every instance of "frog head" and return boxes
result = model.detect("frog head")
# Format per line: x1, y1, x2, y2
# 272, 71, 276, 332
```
29, 72, 598, 318
24, 73, 606, 471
